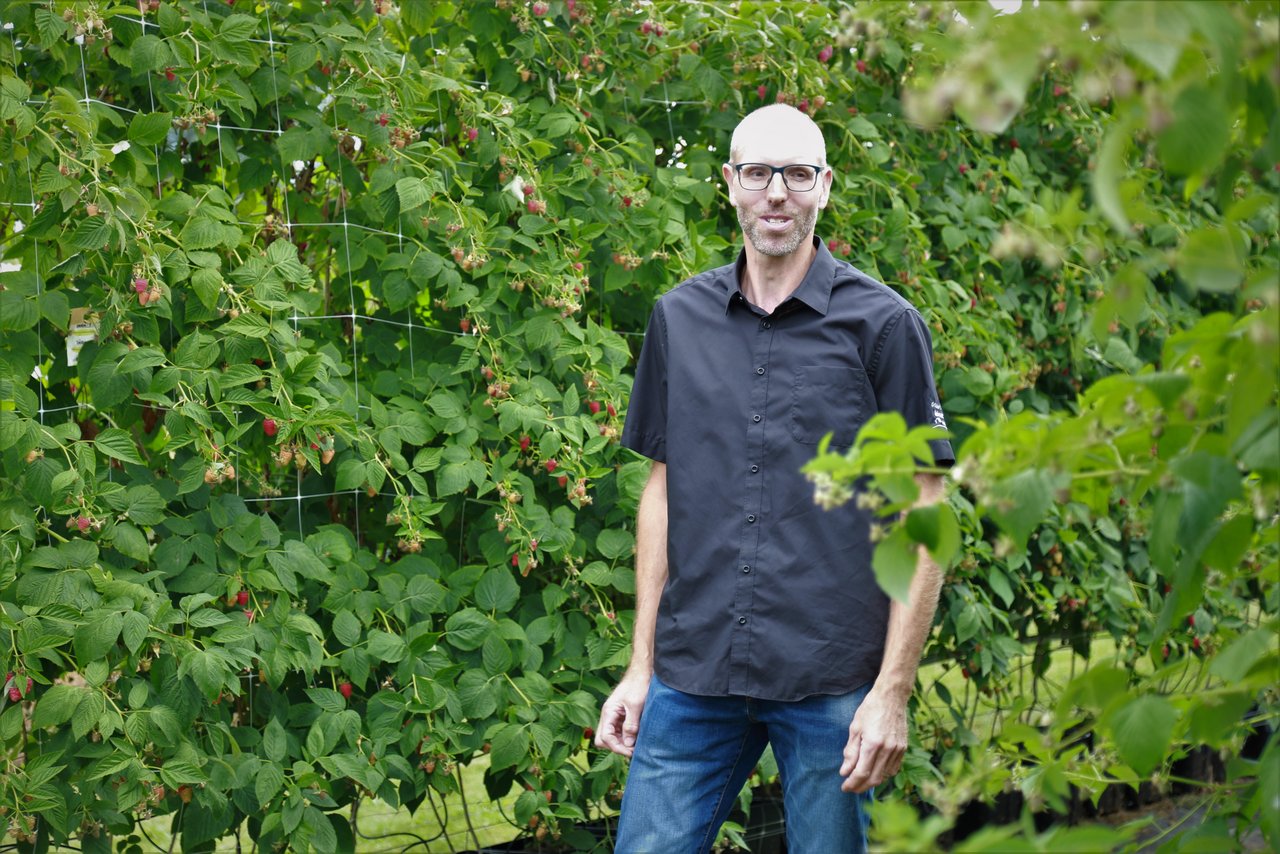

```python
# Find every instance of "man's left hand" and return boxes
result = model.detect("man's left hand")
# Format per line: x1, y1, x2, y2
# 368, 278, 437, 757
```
839, 687, 908, 793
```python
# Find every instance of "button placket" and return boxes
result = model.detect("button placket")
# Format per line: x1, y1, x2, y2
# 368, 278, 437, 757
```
729, 311, 776, 696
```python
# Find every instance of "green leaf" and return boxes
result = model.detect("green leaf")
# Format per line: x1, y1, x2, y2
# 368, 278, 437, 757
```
474, 568, 519, 613
264, 718, 287, 762
395, 177, 431, 212
332, 610, 361, 647
305, 806, 338, 854
987, 567, 1015, 607
94, 428, 144, 465
987, 469, 1057, 548
427, 393, 464, 419
182, 649, 229, 702
306, 687, 347, 713
256, 762, 285, 806
31, 685, 85, 727
68, 217, 111, 251
445, 608, 492, 651
121, 611, 149, 654
74, 612, 123, 664
1108, 0, 1189, 78
285, 42, 319, 76
1093, 124, 1132, 233
482, 634, 513, 675
1209, 626, 1276, 682
127, 112, 173, 146
365, 629, 407, 663
488, 723, 530, 771
1177, 226, 1243, 293
1157, 85, 1231, 177
904, 504, 960, 567
870, 525, 916, 604
111, 523, 151, 562
596, 528, 635, 560
1106, 694, 1178, 777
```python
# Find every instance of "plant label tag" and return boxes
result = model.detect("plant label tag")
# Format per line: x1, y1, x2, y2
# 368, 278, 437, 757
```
66, 307, 98, 367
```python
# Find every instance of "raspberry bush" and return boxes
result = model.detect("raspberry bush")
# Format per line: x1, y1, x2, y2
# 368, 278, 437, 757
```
0, 1, 1275, 851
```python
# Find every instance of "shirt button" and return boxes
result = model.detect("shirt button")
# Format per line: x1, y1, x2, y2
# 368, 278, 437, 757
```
742, 565, 751, 573
752, 414, 761, 422
762, 321, 772, 329
746, 514, 756, 523
738, 616, 747, 625
756, 367, 765, 375
750, 464, 759, 473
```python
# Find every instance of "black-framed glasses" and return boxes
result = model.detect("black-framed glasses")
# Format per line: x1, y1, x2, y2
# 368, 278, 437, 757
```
731, 162, 825, 192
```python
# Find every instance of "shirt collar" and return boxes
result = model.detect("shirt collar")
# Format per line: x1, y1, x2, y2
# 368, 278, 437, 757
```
722, 235, 838, 316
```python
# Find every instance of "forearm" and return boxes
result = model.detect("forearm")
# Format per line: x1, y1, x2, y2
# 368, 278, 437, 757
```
627, 461, 668, 675
873, 473, 945, 701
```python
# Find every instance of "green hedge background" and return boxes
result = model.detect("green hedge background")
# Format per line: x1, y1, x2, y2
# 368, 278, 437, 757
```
0, 1, 1275, 851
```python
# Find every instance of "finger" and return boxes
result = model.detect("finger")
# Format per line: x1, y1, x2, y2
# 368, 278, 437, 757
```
622, 712, 640, 749
595, 704, 627, 754
843, 739, 883, 793
839, 732, 860, 778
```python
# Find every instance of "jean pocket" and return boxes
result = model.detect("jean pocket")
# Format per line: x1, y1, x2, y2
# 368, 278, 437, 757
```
788, 365, 871, 447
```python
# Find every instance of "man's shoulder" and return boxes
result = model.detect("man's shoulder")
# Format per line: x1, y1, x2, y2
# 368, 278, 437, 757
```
657, 260, 737, 308
830, 259, 922, 322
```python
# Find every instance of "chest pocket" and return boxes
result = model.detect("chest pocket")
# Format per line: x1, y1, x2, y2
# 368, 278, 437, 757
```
788, 365, 873, 447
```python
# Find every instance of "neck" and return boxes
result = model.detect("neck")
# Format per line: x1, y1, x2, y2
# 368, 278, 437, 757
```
740, 237, 817, 314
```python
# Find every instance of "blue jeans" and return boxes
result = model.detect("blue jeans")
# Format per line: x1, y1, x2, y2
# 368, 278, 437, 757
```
615, 675, 873, 854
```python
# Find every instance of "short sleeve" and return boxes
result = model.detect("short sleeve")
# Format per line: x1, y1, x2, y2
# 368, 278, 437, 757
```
621, 301, 669, 462
870, 308, 955, 467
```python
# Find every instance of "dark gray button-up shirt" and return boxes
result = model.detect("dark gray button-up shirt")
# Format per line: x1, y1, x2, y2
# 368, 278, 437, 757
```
621, 237, 954, 701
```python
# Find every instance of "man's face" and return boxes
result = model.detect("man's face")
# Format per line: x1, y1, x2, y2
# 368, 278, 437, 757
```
723, 123, 832, 258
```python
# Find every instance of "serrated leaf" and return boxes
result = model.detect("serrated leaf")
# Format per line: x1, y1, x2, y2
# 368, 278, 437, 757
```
474, 568, 519, 613
306, 687, 347, 713
94, 427, 144, 465
596, 528, 634, 560
121, 611, 149, 654
395, 177, 431, 212
68, 217, 112, 251
264, 718, 287, 762
128, 112, 173, 146
445, 608, 492, 651
365, 629, 407, 663
1106, 694, 1178, 777
31, 685, 84, 728
488, 723, 529, 771
332, 610, 361, 647
74, 612, 123, 664
870, 525, 917, 604
256, 762, 285, 806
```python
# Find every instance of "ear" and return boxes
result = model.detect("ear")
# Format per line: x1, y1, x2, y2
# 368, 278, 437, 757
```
722, 162, 738, 206
817, 167, 833, 210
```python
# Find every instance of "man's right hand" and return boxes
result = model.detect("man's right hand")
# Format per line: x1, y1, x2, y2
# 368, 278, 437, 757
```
595, 668, 651, 757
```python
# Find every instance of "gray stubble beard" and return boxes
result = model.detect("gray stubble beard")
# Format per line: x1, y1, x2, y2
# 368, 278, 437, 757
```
737, 204, 818, 258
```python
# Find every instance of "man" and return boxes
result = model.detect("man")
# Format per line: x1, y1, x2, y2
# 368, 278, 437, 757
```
595, 104, 954, 853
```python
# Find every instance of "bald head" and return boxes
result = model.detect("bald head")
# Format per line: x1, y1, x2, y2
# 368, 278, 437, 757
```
729, 104, 827, 168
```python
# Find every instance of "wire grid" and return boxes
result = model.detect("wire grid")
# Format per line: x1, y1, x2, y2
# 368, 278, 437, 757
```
3, 4, 507, 851
2, 1, 688, 848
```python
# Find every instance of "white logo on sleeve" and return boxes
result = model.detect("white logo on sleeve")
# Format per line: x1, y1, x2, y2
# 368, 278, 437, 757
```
930, 401, 947, 429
